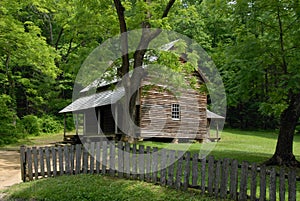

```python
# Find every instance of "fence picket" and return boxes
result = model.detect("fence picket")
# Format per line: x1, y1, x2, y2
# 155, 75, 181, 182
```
167, 150, 175, 187
230, 159, 238, 200
138, 145, 145, 181
288, 168, 296, 201
151, 147, 158, 183
52, 147, 57, 176
20, 146, 26, 182
118, 141, 124, 178
214, 160, 221, 198
109, 142, 115, 176
70, 145, 74, 175
90, 142, 95, 174
259, 165, 267, 201
124, 142, 130, 178
239, 161, 249, 201
201, 157, 206, 194
64, 146, 70, 175
96, 142, 101, 174
175, 151, 183, 189
132, 144, 137, 179
58, 146, 64, 176
250, 163, 257, 201
207, 156, 215, 196
83, 145, 88, 174
183, 152, 191, 190
270, 168, 276, 201
279, 168, 285, 201
45, 147, 51, 177
220, 158, 230, 199
191, 153, 198, 187
27, 148, 33, 181
160, 149, 167, 186
39, 147, 45, 178
145, 146, 151, 182
75, 144, 81, 174
102, 141, 107, 175
32, 147, 38, 179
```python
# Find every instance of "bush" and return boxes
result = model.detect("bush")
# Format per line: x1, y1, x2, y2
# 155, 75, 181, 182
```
40, 115, 62, 134
21, 115, 41, 135
0, 95, 25, 146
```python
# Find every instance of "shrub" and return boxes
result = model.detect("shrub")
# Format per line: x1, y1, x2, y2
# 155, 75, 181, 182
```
40, 115, 63, 134
0, 95, 25, 145
21, 115, 41, 135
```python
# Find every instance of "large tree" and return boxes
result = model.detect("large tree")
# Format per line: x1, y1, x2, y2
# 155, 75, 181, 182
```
221, 0, 300, 166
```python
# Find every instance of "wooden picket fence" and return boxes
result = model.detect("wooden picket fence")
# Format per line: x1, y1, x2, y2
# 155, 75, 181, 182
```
20, 141, 299, 201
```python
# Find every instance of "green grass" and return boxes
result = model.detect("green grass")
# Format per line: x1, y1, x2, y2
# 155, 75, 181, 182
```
0, 132, 65, 151
139, 129, 300, 164
2, 174, 220, 201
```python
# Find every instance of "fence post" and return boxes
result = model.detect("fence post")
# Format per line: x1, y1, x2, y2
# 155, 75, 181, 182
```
20, 145, 26, 182
288, 168, 296, 201
58, 146, 64, 176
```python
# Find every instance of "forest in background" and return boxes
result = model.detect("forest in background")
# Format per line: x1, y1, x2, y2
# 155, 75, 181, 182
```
1, 0, 299, 146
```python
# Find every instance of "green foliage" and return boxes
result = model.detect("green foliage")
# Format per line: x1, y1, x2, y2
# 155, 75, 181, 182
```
40, 115, 63, 134
21, 115, 41, 136
0, 95, 25, 145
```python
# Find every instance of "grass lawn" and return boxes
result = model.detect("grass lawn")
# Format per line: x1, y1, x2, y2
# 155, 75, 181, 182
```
2, 174, 220, 201
139, 129, 300, 164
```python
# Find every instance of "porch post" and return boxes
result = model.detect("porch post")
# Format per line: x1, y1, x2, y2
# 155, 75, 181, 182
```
75, 113, 79, 135
63, 113, 66, 138
115, 105, 118, 134
97, 109, 101, 134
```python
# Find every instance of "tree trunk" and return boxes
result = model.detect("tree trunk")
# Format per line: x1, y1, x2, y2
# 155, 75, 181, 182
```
265, 92, 300, 167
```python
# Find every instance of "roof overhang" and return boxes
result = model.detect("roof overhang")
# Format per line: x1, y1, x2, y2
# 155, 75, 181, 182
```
59, 87, 125, 113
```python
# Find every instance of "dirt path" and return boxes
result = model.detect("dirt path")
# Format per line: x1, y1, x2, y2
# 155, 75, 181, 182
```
0, 150, 21, 190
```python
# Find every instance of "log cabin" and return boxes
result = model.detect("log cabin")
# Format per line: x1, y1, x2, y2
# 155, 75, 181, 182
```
59, 41, 224, 143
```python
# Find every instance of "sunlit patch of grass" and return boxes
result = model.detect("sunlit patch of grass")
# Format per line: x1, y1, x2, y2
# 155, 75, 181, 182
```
3, 174, 221, 201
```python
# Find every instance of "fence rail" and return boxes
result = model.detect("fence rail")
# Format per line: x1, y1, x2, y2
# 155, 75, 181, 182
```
20, 141, 298, 201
